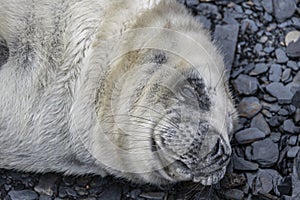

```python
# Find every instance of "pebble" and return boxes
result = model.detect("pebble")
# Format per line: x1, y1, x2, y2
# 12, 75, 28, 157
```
195, 16, 212, 30
269, 64, 282, 82
292, 91, 300, 108
281, 68, 292, 83
34, 174, 58, 196
275, 49, 289, 64
285, 31, 300, 46
241, 19, 258, 33
250, 63, 268, 75
235, 128, 266, 145
233, 74, 258, 95
283, 119, 297, 134
287, 38, 300, 58
250, 138, 279, 167
277, 176, 292, 196
97, 184, 122, 200
223, 189, 244, 200
237, 97, 262, 119
186, 0, 199, 7
214, 24, 239, 72
287, 146, 300, 158
252, 169, 282, 195
8, 190, 38, 200
261, 0, 273, 14
233, 154, 259, 171
139, 192, 165, 200
266, 82, 294, 104
273, 0, 296, 22
287, 61, 299, 71
251, 114, 271, 135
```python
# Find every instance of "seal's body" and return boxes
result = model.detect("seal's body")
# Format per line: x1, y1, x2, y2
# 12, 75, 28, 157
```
0, 0, 236, 185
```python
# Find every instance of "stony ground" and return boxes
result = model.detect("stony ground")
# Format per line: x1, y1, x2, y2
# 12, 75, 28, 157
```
0, 0, 300, 199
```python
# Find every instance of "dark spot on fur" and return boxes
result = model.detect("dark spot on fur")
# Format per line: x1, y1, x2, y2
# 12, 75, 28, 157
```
152, 53, 167, 65
187, 77, 211, 111
0, 39, 9, 68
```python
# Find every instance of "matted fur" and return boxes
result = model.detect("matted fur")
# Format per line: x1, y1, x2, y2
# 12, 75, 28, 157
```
0, 0, 236, 185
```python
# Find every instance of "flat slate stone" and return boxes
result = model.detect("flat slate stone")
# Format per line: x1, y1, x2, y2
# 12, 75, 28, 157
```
269, 64, 282, 82
273, 0, 296, 22
250, 63, 268, 75
287, 38, 300, 58
283, 119, 297, 134
98, 184, 122, 200
287, 146, 300, 158
233, 154, 259, 171
266, 82, 294, 104
275, 48, 289, 63
251, 113, 271, 135
235, 128, 266, 144
8, 190, 38, 200
223, 189, 244, 200
233, 74, 258, 95
34, 174, 59, 196
237, 97, 262, 118
261, 0, 273, 13
252, 169, 282, 195
251, 138, 279, 167
214, 24, 239, 73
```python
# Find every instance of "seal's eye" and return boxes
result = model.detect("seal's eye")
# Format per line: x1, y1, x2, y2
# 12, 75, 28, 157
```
181, 86, 196, 99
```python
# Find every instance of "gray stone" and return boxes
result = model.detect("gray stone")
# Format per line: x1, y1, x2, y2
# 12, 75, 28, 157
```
139, 192, 165, 200
233, 154, 259, 171
294, 91, 300, 108
34, 174, 58, 196
235, 128, 266, 145
214, 24, 239, 73
288, 136, 298, 145
252, 169, 282, 195
223, 189, 244, 200
273, 0, 296, 22
287, 38, 300, 58
241, 19, 258, 33
251, 114, 271, 135
287, 61, 299, 71
269, 64, 282, 82
195, 16, 211, 30
263, 12, 273, 22
287, 146, 300, 158
283, 119, 297, 134
39, 194, 52, 200
250, 63, 268, 75
281, 68, 292, 83
275, 48, 289, 63
261, 0, 273, 13
233, 74, 258, 95
186, 0, 199, 7
237, 97, 262, 119
266, 82, 294, 104
98, 184, 122, 200
251, 138, 279, 167
8, 190, 38, 200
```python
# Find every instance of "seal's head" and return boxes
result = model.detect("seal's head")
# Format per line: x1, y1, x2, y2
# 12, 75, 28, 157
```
87, 2, 237, 185
93, 48, 237, 186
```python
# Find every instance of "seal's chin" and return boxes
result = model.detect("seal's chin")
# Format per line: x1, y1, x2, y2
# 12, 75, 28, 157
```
162, 158, 229, 185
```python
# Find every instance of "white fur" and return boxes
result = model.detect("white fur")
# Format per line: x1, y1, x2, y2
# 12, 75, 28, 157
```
0, 0, 236, 185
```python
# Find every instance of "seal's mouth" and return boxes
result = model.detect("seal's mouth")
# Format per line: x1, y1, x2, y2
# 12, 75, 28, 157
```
163, 158, 229, 185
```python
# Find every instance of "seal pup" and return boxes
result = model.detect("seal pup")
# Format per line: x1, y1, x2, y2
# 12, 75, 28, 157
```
0, 0, 237, 185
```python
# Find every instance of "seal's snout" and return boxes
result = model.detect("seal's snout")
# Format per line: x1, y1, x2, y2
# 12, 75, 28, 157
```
164, 133, 231, 185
